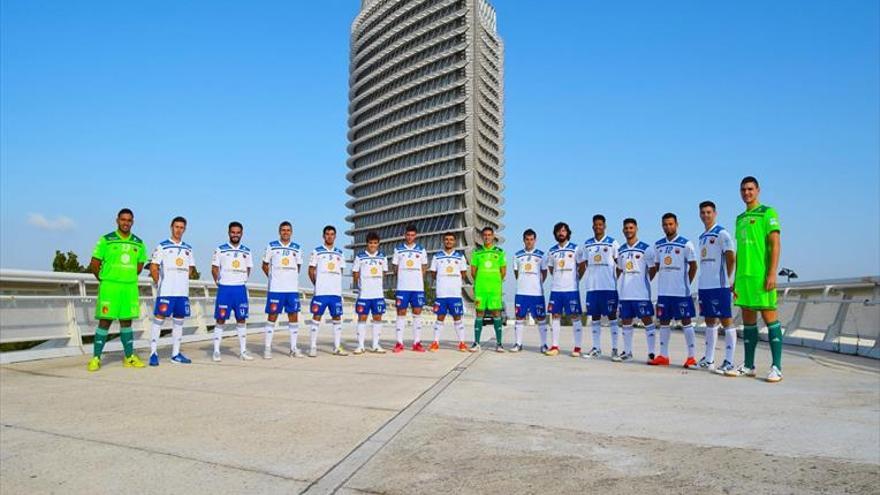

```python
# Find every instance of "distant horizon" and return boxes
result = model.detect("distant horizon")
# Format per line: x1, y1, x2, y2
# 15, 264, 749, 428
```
2, 0, 878, 286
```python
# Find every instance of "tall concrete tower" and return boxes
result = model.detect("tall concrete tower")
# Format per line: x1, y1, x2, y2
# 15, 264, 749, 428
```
346, 0, 505, 291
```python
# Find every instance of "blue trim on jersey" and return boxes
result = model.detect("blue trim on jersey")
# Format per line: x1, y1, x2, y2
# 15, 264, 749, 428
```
357, 250, 386, 259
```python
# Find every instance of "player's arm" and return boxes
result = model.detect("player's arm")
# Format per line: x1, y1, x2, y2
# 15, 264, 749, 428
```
724, 250, 735, 285
470, 263, 478, 280
211, 266, 220, 283
352, 271, 360, 288
88, 236, 105, 281
765, 231, 781, 291
649, 264, 658, 280
308, 266, 316, 285
150, 263, 160, 284
541, 268, 548, 283
89, 258, 102, 280
135, 241, 147, 275
688, 260, 698, 284
262, 262, 270, 277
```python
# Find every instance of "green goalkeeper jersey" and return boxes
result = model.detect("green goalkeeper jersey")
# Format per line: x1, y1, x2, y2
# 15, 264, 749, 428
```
472, 245, 506, 285
92, 231, 148, 283
734, 204, 781, 279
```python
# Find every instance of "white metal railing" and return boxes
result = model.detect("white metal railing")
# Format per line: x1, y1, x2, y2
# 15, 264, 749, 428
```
1, 270, 877, 363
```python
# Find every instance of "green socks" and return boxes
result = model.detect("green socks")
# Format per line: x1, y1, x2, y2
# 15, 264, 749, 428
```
120, 327, 134, 357
768, 321, 783, 371
493, 317, 503, 344
474, 318, 483, 344
93, 328, 109, 358
743, 324, 759, 369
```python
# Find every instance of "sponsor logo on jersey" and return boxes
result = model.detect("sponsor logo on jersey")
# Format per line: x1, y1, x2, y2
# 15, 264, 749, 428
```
664, 256, 673, 265
406, 259, 414, 268
701, 247, 707, 257
121, 253, 131, 264
524, 263, 533, 271
327, 262, 336, 271
175, 257, 184, 266
626, 261, 634, 270
593, 254, 602, 262
446, 265, 454, 273
281, 257, 289, 266
232, 260, 240, 269
370, 267, 378, 275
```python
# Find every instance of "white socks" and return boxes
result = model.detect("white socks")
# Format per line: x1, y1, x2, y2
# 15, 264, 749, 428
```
309, 319, 319, 350
395, 317, 405, 344
538, 320, 548, 348
357, 322, 366, 349
213, 324, 224, 353
514, 320, 524, 346
264, 322, 274, 348
412, 315, 422, 344
622, 324, 634, 355
150, 318, 162, 355
551, 318, 561, 347
683, 324, 696, 358
646, 323, 657, 356
610, 319, 619, 351
288, 323, 299, 351
724, 326, 737, 363
590, 320, 600, 350
705, 324, 720, 362
372, 321, 382, 348
433, 321, 442, 343
573, 319, 583, 348
171, 318, 183, 356
333, 321, 342, 349
454, 320, 465, 343
659, 325, 671, 356
236, 323, 247, 354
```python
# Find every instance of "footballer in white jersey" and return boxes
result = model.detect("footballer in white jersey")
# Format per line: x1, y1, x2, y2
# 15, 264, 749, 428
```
513, 229, 548, 353
576, 214, 621, 360
649, 213, 698, 368
428, 232, 470, 352
616, 218, 659, 363
307, 225, 347, 357
542, 222, 585, 357
147, 216, 196, 366
210, 221, 253, 362
696, 201, 738, 373
390, 225, 429, 353
351, 231, 389, 354
260, 221, 304, 359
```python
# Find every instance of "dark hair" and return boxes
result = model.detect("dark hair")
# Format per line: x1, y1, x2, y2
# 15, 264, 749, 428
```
553, 222, 571, 241
481, 226, 494, 234
323, 225, 336, 235
404, 224, 418, 234
623, 218, 637, 227
741, 176, 759, 187
279, 221, 292, 230
592, 214, 606, 224
366, 231, 380, 242
117, 208, 133, 218
522, 228, 537, 239
170, 216, 187, 226
699, 201, 716, 211
442, 231, 456, 239
228, 221, 243, 231
661, 213, 677, 222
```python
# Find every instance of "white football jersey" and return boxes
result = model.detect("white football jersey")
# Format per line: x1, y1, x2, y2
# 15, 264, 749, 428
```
698, 224, 735, 290
513, 248, 545, 296
151, 239, 195, 297
653, 236, 696, 297
617, 240, 655, 301
544, 242, 579, 293
211, 243, 252, 286
309, 245, 345, 297
392, 243, 428, 291
576, 235, 620, 292
262, 240, 303, 293
430, 250, 469, 298
352, 250, 388, 299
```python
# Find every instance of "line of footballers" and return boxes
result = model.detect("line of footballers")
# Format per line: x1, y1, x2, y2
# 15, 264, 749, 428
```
87, 176, 782, 382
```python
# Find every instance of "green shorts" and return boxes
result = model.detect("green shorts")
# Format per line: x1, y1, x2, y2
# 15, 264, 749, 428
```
734, 275, 777, 311
474, 281, 503, 311
95, 280, 141, 320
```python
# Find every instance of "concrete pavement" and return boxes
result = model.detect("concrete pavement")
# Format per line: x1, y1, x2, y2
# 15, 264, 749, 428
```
1, 323, 878, 494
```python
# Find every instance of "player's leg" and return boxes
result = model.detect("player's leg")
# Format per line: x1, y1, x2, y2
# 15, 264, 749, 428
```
117, 318, 144, 368
331, 297, 348, 355
213, 285, 231, 361
471, 291, 486, 351
308, 297, 327, 357
569, 293, 584, 358
607, 294, 620, 360
355, 302, 369, 355
393, 293, 408, 352
585, 292, 600, 356
370, 310, 386, 353
697, 289, 719, 370
149, 297, 169, 366
431, 301, 447, 352
411, 293, 425, 352
88, 317, 113, 371
762, 308, 783, 382
287, 295, 302, 357
491, 309, 504, 353
619, 316, 634, 361
168, 297, 191, 364
729, 308, 759, 377
714, 315, 736, 374
535, 299, 548, 353
651, 297, 672, 366
264, 299, 279, 360
642, 313, 657, 362
233, 287, 252, 361
545, 294, 561, 356
682, 315, 698, 369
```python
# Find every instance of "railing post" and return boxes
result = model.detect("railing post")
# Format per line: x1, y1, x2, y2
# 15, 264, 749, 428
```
68, 281, 85, 355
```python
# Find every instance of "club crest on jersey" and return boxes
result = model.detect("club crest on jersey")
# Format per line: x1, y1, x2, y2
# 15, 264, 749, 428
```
674, 249, 680, 254
159, 303, 168, 312
635, 254, 641, 259
710, 239, 715, 244
101, 305, 109, 314
557, 260, 565, 268
270, 303, 278, 311
603, 247, 608, 252
750, 219, 756, 224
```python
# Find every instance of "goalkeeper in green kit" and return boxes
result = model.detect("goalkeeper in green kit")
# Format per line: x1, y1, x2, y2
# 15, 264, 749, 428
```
87, 208, 148, 371
470, 226, 507, 352
727, 176, 783, 382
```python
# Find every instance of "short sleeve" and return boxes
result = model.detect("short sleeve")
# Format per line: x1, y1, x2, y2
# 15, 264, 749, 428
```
381, 258, 389, 272
429, 256, 438, 272
391, 249, 400, 266
352, 256, 361, 273
340, 254, 346, 271
720, 230, 735, 253
188, 249, 196, 267
308, 251, 318, 267
211, 248, 221, 267
460, 255, 470, 271
765, 208, 781, 233
420, 249, 428, 266
136, 241, 148, 263
575, 245, 586, 263
262, 246, 272, 264
685, 242, 697, 262
296, 249, 303, 265
245, 251, 254, 268
499, 251, 507, 267
91, 237, 106, 260
612, 240, 620, 259
651, 246, 660, 266
150, 245, 162, 265
541, 252, 551, 270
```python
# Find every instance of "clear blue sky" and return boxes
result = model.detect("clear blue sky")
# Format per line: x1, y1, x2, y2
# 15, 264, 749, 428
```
2, 0, 878, 284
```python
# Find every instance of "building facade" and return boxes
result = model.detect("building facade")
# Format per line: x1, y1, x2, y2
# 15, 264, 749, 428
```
346, 0, 504, 292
